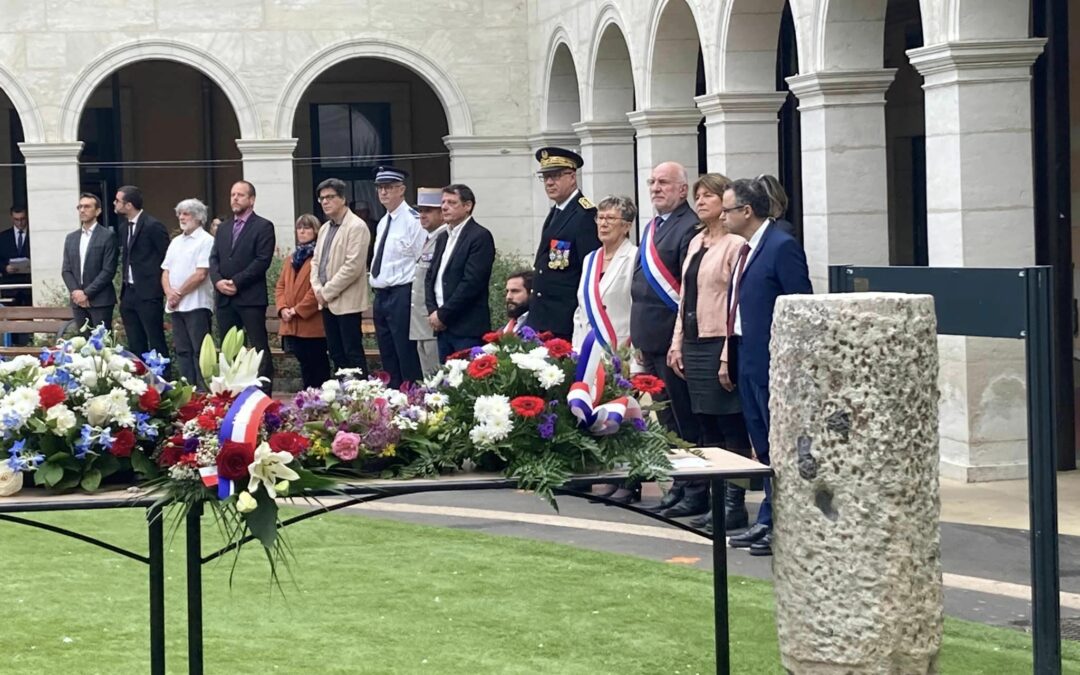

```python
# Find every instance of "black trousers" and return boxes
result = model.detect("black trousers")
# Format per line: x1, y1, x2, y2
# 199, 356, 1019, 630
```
322, 309, 368, 377
373, 284, 422, 388
171, 308, 212, 390
284, 336, 332, 389
639, 349, 700, 444
121, 286, 170, 373
73, 305, 114, 336
216, 302, 273, 392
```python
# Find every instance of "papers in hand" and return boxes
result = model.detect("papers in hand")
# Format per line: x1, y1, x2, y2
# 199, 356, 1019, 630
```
6, 257, 29, 274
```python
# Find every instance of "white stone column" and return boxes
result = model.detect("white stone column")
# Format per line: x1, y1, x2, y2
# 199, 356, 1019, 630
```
694, 92, 788, 178
444, 135, 537, 257
626, 108, 701, 222
19, 142, 83, 304
787, 71, 896, 291
572, 121, 636, 202
236, 139, 298, 253
909, 39, 1046, 481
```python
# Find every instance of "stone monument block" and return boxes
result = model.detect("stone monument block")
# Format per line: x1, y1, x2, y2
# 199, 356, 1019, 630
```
770, 292, 942, 674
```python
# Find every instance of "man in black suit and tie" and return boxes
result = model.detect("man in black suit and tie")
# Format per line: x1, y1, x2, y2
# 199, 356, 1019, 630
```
62, 194, 118, 333
527, 147, 601, 340
425, 184, 495, 361
209, 180, 275, 391
0, 205, 32, 345
114, 185, 170, 367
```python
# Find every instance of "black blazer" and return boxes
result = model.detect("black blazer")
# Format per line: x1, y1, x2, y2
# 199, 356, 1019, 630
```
527, 192, 601, 337
424, 219, 495, 337
61, 224, 119, 308
209, 212, 275, 307
120, 212, 169, 300
0, 227, 31, 304
629, 200, 699, 354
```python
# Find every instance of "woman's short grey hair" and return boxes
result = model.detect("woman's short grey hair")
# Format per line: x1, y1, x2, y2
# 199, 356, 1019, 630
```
175, 198, 208, 225
596, 195, 637, 225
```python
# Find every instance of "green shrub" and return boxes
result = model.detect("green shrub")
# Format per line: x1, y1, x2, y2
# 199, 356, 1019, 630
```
489, 250, 531, 328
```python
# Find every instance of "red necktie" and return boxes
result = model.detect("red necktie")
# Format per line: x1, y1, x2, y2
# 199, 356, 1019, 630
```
726, 243, 752, 337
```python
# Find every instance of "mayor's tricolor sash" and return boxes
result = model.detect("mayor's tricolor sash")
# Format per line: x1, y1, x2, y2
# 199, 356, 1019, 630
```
579, 249, 618, 353
566, 331, 642, 436
639, 219, 680, 312
204, 386, 273, 499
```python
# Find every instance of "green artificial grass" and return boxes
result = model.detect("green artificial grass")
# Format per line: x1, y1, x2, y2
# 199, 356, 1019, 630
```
2, 507, 1078, 674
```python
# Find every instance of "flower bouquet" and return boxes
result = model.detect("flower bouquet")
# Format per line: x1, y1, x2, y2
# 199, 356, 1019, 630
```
412, 326, 679, 501
0, 325, 191, 495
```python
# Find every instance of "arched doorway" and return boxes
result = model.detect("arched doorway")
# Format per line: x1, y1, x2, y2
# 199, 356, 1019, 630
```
290, 58, 451, 229
75, 60, 243, 233
0, 89, 26, 218
546, 43, 582, 133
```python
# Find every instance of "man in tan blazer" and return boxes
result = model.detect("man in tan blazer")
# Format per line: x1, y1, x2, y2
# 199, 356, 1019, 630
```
310, 178, 371, 376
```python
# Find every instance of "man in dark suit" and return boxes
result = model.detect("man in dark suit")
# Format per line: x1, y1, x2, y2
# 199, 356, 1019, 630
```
62, 194, 118, 333
209, 180, 276, 392
526, 147, 600, 340
425, 184, 495, 361
630, 161, 706, 517
114, 185, 170, 367
721, 177, 812, 557
0, 205, 32, 345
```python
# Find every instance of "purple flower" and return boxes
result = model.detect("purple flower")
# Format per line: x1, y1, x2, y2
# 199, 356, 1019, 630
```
631, 418, 647, 432
263, 411, 282, 432
518, 325, 538, 342
469, 346, 485, 359
537, 413, 557, 440
183, 436, 200, 453
612, 356, 622, 373
615, 375, 632, 390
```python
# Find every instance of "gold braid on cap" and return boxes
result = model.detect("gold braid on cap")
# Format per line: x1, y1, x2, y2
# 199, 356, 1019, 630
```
539, 155, 578, 171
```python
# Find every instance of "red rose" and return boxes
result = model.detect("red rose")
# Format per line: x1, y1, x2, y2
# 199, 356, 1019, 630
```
544, 338, 573, 359
138, 387, 161, 413
110, 429, 137, 458
511, 396, 546, 418
537, 331, 554, 342
38, 384, 66, 409
269, 431, 309, 457
266, 400, 282, 415
216, 441, 255, 481
631, 374, 665, 396
466, 354, 498, 379
133, 360, 148, 376
197, 413, 218, 432
446, 349, 472, 362
482, 331, 501, 344
178, 395, 206, 422
157, 445, 182, 467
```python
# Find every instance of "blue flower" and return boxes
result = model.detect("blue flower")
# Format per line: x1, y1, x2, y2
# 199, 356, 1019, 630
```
98, 427, 115, 451
2, 411, 23, 430
469, 346, 485, 359
141, 350, 171, 377
263, 412, 282, 432
75, 425, 95, 459
631, 418, 647, 432
89, 324, 107, 350
135, 412, 158, 439
537, 413, 557, 440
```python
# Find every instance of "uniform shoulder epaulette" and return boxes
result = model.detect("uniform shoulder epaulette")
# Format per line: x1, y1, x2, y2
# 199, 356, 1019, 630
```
408, 207, 419, 217
578, 196, 595, 210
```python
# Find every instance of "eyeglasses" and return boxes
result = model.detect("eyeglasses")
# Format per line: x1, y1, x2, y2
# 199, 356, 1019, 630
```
595, 216, 627, 224
720, 204, 749, 214
539, 171, 573, 183
375, 184, 402, 193
317, 194, 340, 202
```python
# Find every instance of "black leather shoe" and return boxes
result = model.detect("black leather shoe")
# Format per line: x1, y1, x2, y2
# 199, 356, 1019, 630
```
749, 532, 773, 556
606, 486, 641, 505
643, 485, 685, 513
725, 509, 749, 532
724, 483, 749, 532
728, 523, 769, 549
662, 495, 710, 518
689, 510, 712, 528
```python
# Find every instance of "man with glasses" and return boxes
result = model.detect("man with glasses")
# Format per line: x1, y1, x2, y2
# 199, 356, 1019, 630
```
311, 177, 372, 378
527, 147, 600, 340
369, 166, 426, 387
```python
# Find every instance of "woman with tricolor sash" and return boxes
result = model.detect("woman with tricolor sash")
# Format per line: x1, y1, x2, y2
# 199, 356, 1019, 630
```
666, 173, 754, 532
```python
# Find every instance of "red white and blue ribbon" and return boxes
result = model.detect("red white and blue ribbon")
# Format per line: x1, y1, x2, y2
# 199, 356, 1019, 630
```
639, 219, 680, 312
499, 318, 517, 336
209, 386, 273, 499
566, 331, 642, 435
578, 250, 617, 353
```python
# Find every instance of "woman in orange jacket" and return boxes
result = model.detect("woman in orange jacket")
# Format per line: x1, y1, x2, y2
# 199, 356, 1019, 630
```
275, 214, 332, 389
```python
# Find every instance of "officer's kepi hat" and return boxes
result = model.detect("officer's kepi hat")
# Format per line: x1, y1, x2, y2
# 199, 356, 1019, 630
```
374, 166, 408, 183
415, 187, 442, 208
535, 147, 584, 174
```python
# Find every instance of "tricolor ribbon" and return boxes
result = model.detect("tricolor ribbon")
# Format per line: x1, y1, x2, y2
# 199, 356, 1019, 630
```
499, 318, 517, 336
566, 331, 642, 436
214, 386, 273, 499
639, 219, 681, 312
578, 250, 618, 353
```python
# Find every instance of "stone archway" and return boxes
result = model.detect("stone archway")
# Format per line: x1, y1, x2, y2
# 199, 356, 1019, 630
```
544, 40, 583, 132
643, 0, 705, 109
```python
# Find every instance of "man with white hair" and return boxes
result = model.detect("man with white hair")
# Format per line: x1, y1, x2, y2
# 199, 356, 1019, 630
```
161, 198, 215, 389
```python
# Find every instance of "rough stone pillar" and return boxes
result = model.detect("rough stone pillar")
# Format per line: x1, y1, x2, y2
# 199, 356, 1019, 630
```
19, 142, 83, 304
626, 108, 701, 221
908, 39, 1046, 481
694, 92, 788, 177
573, 121, 636, 202
445, 134, 536, 256
786, 71, 896, 291
237, 138, 298, 252
770, 292, 942, 674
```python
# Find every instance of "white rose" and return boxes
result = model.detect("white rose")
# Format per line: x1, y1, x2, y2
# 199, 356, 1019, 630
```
0, 464, 24, 497
83, 395, 113, 426
47, 404, 77, 435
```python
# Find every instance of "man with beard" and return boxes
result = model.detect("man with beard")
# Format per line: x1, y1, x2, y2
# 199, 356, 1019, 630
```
502, 269, 533, 334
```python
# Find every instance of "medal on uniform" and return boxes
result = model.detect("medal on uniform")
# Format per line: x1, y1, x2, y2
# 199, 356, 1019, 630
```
549, 239, 571, 270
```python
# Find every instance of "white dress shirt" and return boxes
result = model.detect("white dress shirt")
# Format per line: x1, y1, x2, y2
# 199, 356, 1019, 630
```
555, 189, 580, 211
79, 223, 97, 281
370, 200, 427, 288
161, 228, 215, 313
730, 218, 772, 336
126, 210, 143, 283
434, 217, 471, 307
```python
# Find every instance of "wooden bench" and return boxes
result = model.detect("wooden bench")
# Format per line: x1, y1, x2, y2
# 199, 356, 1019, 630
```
265, 306, 378, 358
0, 307, 75, 357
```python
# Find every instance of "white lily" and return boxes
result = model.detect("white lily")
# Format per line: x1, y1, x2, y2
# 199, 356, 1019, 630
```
247, 442, 300, 496
236, 491, 258, 513
210, 346, 268, 395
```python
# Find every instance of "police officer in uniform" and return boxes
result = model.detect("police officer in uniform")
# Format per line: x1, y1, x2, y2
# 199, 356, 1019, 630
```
527, 147, 601, 340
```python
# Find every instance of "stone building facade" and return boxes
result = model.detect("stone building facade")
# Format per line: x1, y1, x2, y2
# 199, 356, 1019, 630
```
0, 0, 1074, 480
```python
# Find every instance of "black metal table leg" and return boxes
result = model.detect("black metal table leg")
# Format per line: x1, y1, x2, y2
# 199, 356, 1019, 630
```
186, 502, 204, 675
147, 505, 165, 675
711, 478, 729, 675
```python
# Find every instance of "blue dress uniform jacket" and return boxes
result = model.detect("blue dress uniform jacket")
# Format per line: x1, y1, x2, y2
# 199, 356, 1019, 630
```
527, 194, 601, 338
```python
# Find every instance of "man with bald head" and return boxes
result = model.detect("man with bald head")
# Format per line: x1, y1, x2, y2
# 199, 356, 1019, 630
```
630, 161, 707, 516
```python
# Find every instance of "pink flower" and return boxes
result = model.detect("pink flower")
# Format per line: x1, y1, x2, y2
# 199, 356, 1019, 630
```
331, 431, 362, 461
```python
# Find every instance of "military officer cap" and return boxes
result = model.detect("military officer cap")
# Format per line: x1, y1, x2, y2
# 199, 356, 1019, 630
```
415, 187, 442, 208
535, 147, 584, 174
374, 166, 409, 184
